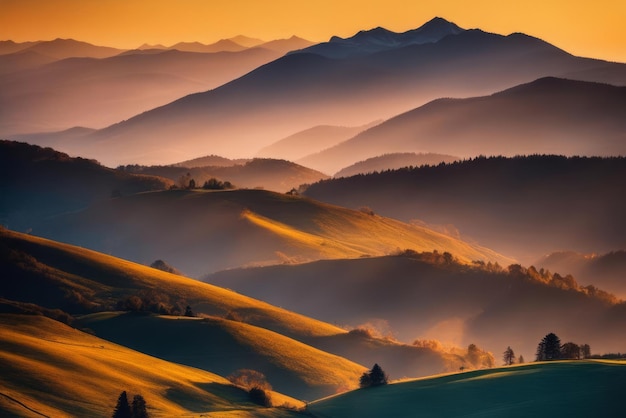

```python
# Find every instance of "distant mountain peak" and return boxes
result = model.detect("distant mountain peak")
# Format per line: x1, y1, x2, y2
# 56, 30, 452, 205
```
298, 17, 465, 58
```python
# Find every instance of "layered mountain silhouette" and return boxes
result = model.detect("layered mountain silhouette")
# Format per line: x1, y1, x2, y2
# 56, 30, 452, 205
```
0, 47, 286, 134
256, 122, 380, 163
206, 251, 625, 359
303, 155, 626, 263
15, 18, 626, 166
294, 17, 465, 58
299, 77, 626, 173
32, 188, 512, 277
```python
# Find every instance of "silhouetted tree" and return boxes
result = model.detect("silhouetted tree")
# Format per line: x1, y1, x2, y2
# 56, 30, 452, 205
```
112, 391, 132, 418
360, 363, 388, 388
503, 346, 515, 365
131, 394, 149, 418
536, 333, 562, 361
188, 178, 196, 189
580, 344, 592, 359
518, 355, 525, 364
248, 387, 272, 407
184, 305, 194, 317
561, 342, 581, 359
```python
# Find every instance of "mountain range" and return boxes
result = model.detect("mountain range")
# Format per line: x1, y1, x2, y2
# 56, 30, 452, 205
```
11, 18, 626, 166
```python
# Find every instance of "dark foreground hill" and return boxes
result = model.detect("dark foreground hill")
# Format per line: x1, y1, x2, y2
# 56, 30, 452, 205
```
0, 140, 171, 231
206, 251, 626, 358
303, 155, 626, 263
307, 361, 626, 418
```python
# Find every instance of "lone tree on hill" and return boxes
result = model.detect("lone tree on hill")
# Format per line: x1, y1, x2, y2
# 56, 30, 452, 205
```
503, 346, 515, 365
131, 394, 149, 418
360, 363, 389, 388
536, 333, 562, 361
112, 391, 132, 418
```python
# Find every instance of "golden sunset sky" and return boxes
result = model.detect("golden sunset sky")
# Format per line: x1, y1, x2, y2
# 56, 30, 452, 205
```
1, 0, 625, 62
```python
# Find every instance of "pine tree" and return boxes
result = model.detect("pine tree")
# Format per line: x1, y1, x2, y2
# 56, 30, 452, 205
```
518, 355, 525, 364
112, 391, 132, 418
536, 333, 562, 361
503, 346, 515, 365
359, 363, 388, 388
131, 395, 149, 418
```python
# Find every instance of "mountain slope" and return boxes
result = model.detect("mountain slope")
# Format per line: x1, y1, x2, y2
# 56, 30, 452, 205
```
256, 122, 380, 163
32, 188, 513, 277
307, 362, 625, 418
0, 47, 283, 135
303, 155, 626, 263
0, 314, 302, 417
17, 38, 125, 59
333, 153, 458, 178
300, 77, 626, 172
27, 19, 626, 166
0, 140, 171, 232
205, 252, 625, 358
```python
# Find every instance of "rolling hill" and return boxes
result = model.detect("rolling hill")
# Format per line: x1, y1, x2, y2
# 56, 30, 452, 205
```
0, 313, 303, 417
32, 188, 513, 277
299, 77, 626, 172
21, 18, 626, 166
205, 251, 626, 358
307, 361, 625, 418
0, 228, 495, 401
0, 140, 171, 232
333, 152, 459, 178
536, 251, 626, 299
119, 158, 329, 193
303, 155, 626, 264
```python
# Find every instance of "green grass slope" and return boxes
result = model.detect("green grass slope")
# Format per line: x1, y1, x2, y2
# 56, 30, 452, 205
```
33, 188, 513, 276
76, 313, 365, 400
307, 361, 625, 418
0, 314, 303, 418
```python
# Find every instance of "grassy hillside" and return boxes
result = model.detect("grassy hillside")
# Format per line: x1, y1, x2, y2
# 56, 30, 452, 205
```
75, 313, 365, 400
33, 188, 513, 277
304, 155, 626, 263
307, 361, 625, 417
0, 314, 304, 418
206, 252, 625, 358
0, 140, 171, 232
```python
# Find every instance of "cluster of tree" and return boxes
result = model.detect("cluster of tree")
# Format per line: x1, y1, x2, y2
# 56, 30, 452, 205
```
359, 363, 389, 388
502, 346, 524, 365
149, 259, 182, 275
401, 250, 617, 305
227, 369, 272, 407
115, 290, 191, 316
112, 391, 148, 418
535, 333, 591, 361
201, 178, 234, 190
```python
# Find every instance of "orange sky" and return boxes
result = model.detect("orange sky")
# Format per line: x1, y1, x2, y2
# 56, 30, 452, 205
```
1, 0, 625, 62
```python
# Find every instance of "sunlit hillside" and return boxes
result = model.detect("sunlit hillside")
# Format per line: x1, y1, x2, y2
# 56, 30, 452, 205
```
33, 188, 514, 277
307, 361, 625, 417
76, 313, 365, 400
0, 314, 304, 418
206, 252, 626, 357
